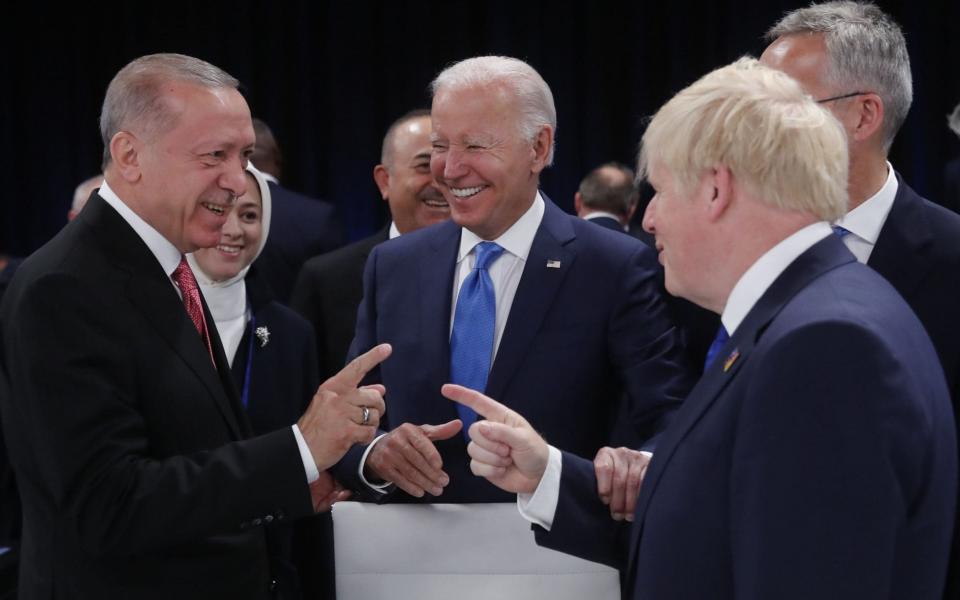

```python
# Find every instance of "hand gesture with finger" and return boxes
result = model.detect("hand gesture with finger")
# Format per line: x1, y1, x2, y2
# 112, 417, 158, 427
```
298, 344, 392, 471
441, 384, 549, 494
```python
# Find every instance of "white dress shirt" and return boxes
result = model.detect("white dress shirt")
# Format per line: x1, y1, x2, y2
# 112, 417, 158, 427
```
519, 221, 834, 530
358, 193, 547, 491
98, 181, 319, 484
833, 163, 898, 264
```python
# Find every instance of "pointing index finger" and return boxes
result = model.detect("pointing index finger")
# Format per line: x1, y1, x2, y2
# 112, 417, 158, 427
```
324, 344, 392, 393
441, 384, 508, 423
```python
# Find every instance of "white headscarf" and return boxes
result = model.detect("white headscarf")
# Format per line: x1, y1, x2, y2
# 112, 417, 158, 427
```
187, 164, 273, 365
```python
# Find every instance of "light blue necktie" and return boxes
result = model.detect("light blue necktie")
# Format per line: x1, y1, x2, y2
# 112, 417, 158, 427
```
450, 242, 504, 434
703, 325, 730, 371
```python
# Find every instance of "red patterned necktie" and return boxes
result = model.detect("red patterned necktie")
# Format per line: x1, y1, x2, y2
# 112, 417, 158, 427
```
172, 256, 215, 364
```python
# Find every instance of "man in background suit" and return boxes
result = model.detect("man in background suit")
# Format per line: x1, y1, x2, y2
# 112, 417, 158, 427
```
574, 162, 637, 233
0, 53, 388, 600
452, 57, 957, 600
332, 56, 690, 503
291, 109, 449, 381
250, 118, 343, 302
760, 4, 960, 595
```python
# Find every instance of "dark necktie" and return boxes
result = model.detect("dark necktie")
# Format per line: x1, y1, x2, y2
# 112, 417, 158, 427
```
703, 325, 730, 371
172, 256, 215, 364
832, 224, 850, 238
450, 242, 504, 434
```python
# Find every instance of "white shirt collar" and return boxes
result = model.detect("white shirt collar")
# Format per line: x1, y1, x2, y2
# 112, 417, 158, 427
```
458, 192, 545, 262
721, 221, 832, 335
834, 162, 898, 245
583, 211, 624, 226
97, 180, 183, 277
389, 221, 401, 240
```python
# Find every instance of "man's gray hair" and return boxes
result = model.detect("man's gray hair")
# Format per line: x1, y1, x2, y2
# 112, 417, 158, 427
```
99, 53, 240, 166
766, 1, 912, 152
578, 162, 638, 216
431, 56, 557, 166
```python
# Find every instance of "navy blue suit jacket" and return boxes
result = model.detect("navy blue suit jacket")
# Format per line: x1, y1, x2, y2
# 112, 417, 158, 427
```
868, 175, 960, 599
255, 182, 343, 303
334, 197, 691, 502
537, 235, 957, 599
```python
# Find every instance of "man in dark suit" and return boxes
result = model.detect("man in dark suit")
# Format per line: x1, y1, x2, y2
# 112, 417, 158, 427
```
0, 53, 388, 600
332, 56, 690, 503
249, 118, 344, 303
452, 57, 957, 600
760, 4, 960, 596
291, 109, 450, 381
574, 162, 637, 233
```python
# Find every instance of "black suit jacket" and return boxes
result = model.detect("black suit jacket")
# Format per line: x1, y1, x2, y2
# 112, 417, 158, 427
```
255, 182, 343, 303
0, 195, 314, 599
232, 275, 333, 600
868, 175, 960, 599
291, 227, 389, 381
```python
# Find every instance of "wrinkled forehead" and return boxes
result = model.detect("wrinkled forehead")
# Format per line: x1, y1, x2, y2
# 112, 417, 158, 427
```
430, 83, 519, 140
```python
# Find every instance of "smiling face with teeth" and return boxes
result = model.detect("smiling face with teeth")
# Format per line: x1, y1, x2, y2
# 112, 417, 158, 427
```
192, 172, 264, 282
108, 81, 256, 253
429, 83, 552, 240
374, 114, 450, 235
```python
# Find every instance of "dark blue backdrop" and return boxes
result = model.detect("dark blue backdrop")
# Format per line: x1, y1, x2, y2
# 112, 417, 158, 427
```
2, 0, 959, 256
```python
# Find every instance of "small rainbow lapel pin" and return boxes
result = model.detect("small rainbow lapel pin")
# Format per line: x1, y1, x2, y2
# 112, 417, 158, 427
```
546, 260, 561, 269
723, 349, 740, 372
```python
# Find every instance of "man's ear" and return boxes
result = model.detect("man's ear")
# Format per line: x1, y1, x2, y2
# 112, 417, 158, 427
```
529, 125, 554, 175
110, 132, 143, 183
574, 191, 583, 215
850, 93, 885, 144
706, 165, 734, 222
373, 164, 390, 201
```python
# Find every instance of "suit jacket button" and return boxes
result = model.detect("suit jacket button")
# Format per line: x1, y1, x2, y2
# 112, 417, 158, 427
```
252, 517, 262, 526
264, 514, 274, 523
269, 579, 278, 593
276, 509, 286, 520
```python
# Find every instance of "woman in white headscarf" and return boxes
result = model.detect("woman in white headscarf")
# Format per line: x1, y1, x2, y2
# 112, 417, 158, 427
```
188, 165, 333, 600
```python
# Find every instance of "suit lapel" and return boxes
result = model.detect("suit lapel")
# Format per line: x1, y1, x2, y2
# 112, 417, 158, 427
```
420, 222, 462, 417
625, 235, 856, 576
485, 199, 576, 400
867, 175, 933, 302
86, 195, 246, 440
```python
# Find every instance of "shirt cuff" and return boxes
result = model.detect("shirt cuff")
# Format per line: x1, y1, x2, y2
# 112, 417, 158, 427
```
358, 433, 392, 493
517, 445, 562, 531
292, 424, 320, 484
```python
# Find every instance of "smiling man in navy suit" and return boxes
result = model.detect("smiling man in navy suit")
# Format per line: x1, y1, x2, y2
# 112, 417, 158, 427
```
450, 58, 957, 599
332, 55, 691, 503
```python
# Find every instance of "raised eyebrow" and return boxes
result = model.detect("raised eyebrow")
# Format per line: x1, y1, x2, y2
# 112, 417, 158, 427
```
413, 151, 432, 162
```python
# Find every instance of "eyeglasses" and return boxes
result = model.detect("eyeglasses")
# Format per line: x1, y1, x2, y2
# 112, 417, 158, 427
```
816, 91, 869, 104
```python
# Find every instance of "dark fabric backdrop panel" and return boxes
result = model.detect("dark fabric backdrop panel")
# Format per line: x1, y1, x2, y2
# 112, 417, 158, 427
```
2, 1, 958, 256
